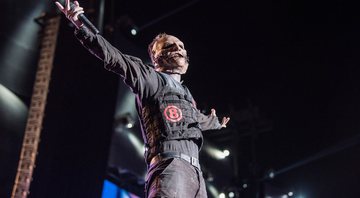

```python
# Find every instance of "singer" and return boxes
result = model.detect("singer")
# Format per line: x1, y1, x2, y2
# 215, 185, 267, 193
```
55, 0, 230, 197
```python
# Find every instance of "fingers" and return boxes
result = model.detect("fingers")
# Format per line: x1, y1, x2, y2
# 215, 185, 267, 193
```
209, 108, 230, 128
55, 1, 64, 12
55, 0, 83, 19
73, 10, 84, 21
73, 6, 84, 13
221, 117, 230, 128
66, 0, 71, 11
211, 109, 216, 116
223, 117, 230, 124
71, 6, 84, 20
54, 0, 72, 14
54, 0, 84, 28
55, 0, 80, 13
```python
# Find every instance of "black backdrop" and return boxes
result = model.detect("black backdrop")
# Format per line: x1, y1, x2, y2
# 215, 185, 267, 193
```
28, 16, 118, 198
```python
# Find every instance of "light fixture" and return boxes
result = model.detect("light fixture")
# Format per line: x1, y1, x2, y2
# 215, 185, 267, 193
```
115, 113, 135, 129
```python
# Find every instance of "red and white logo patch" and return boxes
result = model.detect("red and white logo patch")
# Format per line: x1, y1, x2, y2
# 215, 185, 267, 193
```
163, 105, 183, 122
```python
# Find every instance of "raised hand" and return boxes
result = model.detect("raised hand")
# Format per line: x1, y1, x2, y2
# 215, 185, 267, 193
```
211, 108, 230, 128
55, 0, 84, 28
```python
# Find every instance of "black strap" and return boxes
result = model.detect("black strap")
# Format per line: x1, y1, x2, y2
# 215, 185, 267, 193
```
159, 151, 200, 170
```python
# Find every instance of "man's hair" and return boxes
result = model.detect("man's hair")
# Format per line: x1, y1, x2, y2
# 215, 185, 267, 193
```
148, 33, 169, 67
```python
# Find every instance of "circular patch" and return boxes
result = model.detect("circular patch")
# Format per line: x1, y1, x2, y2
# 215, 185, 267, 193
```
163, 105, 183, 122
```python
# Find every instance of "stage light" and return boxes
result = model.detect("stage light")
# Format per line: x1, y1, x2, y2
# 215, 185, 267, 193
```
131, 28, 137, 36
269, 171, 275, 179
0, 84, 27, 113
204, 146, 231, 159
126, 122, 134, 129
116, 15, 140, 37
242, 183, 248, 189
207, 183, 220, 198
115, 113, 135, 129
288, 192, 294, 196
228, 191, 235, 198
219, 193, 225, 198
265, 169, 275, 179
0, 83, 28, 133
281, 195, 288, 198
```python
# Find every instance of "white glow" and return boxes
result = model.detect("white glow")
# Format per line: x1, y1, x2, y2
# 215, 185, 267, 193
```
0, 84, 27, 108
281, 195, 288, 198
116, 91, 136, 118
0, 84, 28, 134
269, 171, 275, 179
228, 191, 235, 198
288, 192, 293, 196
131, 28, 137, 35
204, 146, 230, 159
219, 193, 225, 198
223, 149, 230, 156
0, 84, 27, 113
207, 183, 219, 198
126, 132, 144, 157
126, 122, 133, 128
242, 183, 248, 188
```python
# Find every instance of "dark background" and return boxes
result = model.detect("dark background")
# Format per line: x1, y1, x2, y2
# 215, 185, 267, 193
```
1, 0, 360, 197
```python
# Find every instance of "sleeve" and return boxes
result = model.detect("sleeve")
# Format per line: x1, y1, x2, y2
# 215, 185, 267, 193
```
183, 86, 222, 131
197, 109, 222, 131
74, 26, 160, 98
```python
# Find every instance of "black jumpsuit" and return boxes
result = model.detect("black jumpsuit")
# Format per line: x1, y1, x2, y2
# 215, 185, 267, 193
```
74, 26, 222, 198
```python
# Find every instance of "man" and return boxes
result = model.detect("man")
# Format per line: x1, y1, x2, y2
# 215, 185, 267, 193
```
55, 1, 230, 197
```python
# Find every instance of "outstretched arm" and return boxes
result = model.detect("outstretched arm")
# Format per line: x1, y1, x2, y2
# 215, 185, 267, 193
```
197, 108, 230, 131
54, 0, 160, 98
55, 0, 138, 65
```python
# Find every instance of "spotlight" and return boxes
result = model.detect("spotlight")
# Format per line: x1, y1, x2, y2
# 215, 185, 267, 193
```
116, 15, 139, 37
130, 28, 138, 36
223, 149, 230, 157
219, 193, 225, 198
204, 146, 231, 159
265, 169, 275, 179
242, 183, 248, 189
115, 113, 135, 129
228, 192, 235, 198
126, 122, 134, 129
269, 171, 275, 179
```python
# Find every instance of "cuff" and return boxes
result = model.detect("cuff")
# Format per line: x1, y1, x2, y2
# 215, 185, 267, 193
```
74, 26, 92, 40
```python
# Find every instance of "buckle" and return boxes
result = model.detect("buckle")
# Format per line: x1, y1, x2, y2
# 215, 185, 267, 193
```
191, 157, 197, 166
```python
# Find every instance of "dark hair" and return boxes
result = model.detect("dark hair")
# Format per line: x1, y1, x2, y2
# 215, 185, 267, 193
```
147, 33, 168, 67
